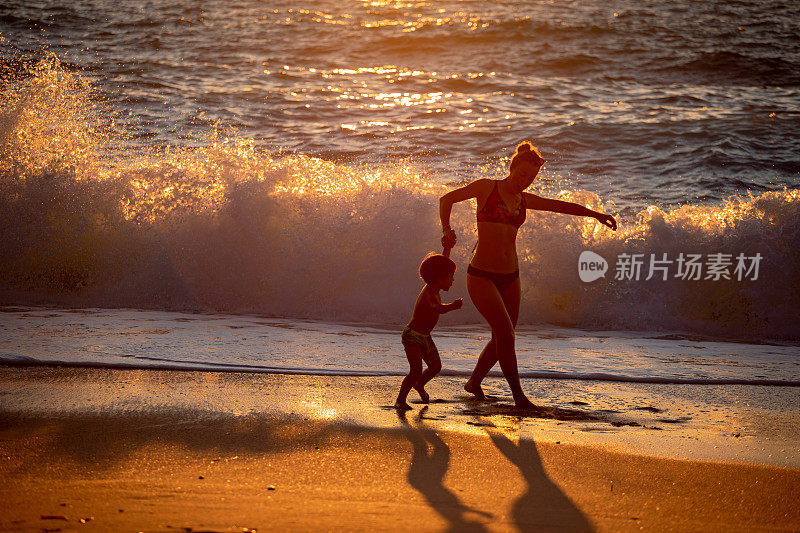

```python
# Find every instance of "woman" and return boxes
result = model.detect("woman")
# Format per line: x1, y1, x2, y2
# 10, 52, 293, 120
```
440, 142, 617, 409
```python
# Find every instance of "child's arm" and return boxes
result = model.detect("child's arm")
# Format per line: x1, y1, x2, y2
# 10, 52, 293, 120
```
437, 298, 463, 314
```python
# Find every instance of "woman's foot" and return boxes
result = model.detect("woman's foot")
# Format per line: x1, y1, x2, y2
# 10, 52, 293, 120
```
513, 396, 538, 410
464, 380, 485, 400
394, 401, 413, 411
414, 385, 430, 404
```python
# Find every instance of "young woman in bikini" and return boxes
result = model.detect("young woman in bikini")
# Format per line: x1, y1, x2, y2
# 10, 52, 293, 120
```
439, 141, 617, 409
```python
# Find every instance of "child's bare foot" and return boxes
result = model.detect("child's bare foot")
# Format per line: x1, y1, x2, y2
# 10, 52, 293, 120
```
414, 385, 430, 404
394, 401, 413, 411
464, 380, 485, 400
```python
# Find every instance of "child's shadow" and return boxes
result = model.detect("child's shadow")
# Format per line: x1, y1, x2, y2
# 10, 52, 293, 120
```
483, 420, 593, 532
398, 408, 490, 532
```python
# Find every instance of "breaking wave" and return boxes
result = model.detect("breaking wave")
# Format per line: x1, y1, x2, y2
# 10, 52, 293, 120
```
1, 58, 798, 340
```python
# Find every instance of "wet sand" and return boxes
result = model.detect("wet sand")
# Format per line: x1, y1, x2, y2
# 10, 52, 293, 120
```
1, 367, 798, 532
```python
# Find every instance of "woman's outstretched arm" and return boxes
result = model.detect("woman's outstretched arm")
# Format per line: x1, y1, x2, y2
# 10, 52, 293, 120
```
524, 192, 617, 230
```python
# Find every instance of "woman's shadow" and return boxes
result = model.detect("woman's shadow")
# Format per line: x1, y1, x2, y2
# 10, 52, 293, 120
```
483, 418, 593, 532
398, 408, 490, 532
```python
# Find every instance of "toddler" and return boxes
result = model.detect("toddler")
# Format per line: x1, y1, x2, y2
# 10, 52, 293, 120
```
395, 254, 463, 410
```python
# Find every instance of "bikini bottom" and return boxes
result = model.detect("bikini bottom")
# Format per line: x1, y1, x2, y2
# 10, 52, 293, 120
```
467, 265, 520, 293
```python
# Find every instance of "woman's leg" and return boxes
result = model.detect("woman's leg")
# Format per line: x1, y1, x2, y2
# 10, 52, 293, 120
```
465, 276, 521, 398
466, 274, 534, 408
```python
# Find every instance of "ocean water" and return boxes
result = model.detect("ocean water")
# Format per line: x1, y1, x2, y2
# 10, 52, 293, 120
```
1, 0, 799, 378
4, 307, 799, 470
3, 0, 799, 196
2, 307, 799, 386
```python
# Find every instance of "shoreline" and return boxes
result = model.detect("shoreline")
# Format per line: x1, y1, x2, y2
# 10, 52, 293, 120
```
4, 303, 800, 347
1, 367, 798, 531
2, 305, 799, 390
2, 366, 797, 467
4, 359, 800, 387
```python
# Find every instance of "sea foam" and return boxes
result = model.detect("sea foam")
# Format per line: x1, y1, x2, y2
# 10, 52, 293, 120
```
2, 59, 798, 340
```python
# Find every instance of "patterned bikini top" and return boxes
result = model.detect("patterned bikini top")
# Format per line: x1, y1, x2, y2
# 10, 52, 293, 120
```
476, 181, 527, 228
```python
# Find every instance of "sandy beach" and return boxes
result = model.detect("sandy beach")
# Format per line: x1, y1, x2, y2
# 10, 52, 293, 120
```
3, 0, 800, 530
1, 367, 798, 532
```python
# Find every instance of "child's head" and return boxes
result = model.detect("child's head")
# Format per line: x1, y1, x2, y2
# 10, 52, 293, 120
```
419, 253, 457, 287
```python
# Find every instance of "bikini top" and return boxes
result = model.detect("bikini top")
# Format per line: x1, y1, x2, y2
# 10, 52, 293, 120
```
476, 181, 527, 228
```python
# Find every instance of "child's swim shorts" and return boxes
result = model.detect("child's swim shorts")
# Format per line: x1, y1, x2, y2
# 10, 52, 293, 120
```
401, 327, 439, 358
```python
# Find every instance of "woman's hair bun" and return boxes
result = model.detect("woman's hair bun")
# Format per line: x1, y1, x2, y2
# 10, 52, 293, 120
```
509, 140, 543, 172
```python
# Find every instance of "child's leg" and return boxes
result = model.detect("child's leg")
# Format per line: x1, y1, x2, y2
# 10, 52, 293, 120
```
414, 341, 442, 403
396, 345, 423, 409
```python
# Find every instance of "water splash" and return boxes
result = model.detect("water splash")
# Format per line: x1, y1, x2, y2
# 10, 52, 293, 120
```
1, 57, 798, 340
519, 189, 800, 339
0, 55, 104, 181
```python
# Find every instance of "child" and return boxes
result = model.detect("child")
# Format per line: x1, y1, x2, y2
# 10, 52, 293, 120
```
395, 253, 463, 410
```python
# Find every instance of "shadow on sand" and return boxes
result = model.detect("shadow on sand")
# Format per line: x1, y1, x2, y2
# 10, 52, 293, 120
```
398, 407, 489, 532
461, 398, 642, 428
2, 403, 592, 532
398, 407, 593, 532
482, 418, 593, 532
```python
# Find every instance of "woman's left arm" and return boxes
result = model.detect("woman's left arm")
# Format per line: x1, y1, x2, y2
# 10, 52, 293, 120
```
523, 192, 617, 230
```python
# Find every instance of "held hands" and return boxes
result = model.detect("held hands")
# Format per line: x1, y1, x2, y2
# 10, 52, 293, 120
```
441, 228, 457, 250
450, 298, 463, 311
595, 213, 617, 231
